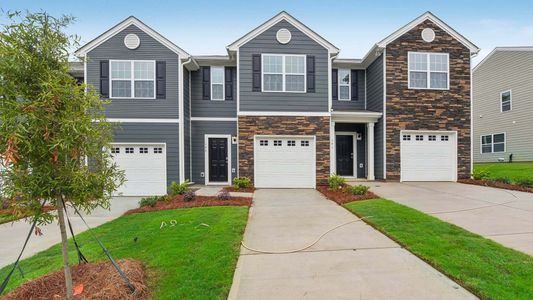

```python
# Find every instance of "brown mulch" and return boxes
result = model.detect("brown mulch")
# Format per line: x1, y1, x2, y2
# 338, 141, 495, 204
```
222, 186, 256, 193
317, 185, 379, 205
2, 259, 148, 300
125, 195, 253, 215
459, 179, 533, 193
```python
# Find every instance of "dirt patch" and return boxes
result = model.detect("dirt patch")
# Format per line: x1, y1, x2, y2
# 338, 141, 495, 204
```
222, 186, 256, 193
317, 185, 379, 205
2, 259, 148, 300
459, 179, 533, 194
125, 195, 252, 215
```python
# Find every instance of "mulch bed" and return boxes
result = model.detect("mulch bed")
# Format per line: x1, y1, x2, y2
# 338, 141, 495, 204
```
2, 259, 148, 300
125, 195, 253, 215
222, 186, 256, 193
317, 185, 379, 205
459, 179, 533, 194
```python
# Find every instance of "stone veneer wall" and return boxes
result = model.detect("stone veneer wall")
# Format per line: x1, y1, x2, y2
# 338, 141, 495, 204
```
385, 19, 472, 180
238, 116, 330, 185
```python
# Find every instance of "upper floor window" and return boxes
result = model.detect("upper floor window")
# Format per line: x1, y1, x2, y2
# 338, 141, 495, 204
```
408, 52, 449, 90
338, 69, 351, 100
110, 60, 155, 99
211, 67, 225, 100
500, 90, 512, 112
481, 133, 505, 153
262, 54, 306, 92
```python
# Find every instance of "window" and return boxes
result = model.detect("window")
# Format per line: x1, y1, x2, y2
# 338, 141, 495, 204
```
481, 133, 505, 153
408, 52, 449, 89
154, 147, 163, 154
501, 90, 512, 112
428, 135, 437, 141
441, 135, 449, 141
262, 54, 305, 92
260, 140, 268, 146
273, 140, 282, 146
287, 140, 296, 147
338, 69, 350, 100
301, 140, 310, 147
139, 147, 148, 154
402, 135, 411, 141
111, 147, 120, 154
211, 66, 224, 100
125, 147, 134, 154
111, 60, 155, 98
415, 135, 424, 141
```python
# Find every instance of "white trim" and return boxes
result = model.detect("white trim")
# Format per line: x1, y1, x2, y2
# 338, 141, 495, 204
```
480, 132, 506, 154
210, 66, 225, 101
110, 142, 166, 146
106, 118, 179, 123
75, 16, 191, 58
335, 132, 357, 178
178, 61, 185, 183
473, 47, 533, 72
407, 52, 449, 90
338, 69, 351, 101
226, 11, 339, 55
330, 111, 382, 123
500, 89, 512, 112
191, 117, 237, 122
204, 134, 232, 185
109, 60, 156, 99
261, 54, 306, 93
237, 111, 330, 117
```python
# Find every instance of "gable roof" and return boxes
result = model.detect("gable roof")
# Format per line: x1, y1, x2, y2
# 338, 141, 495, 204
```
473, 47, 533, 72
226, 11, 340, 55
376, 11, 480, 54
74, 16, 191, 58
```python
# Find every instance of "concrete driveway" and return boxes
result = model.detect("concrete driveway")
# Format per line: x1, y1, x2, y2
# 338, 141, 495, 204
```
228, 189, 476, 300
0, 197, 140, 268
367, 182, 533, 256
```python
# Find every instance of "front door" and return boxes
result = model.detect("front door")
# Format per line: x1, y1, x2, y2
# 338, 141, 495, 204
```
208, 138, 228, 183
336, 135, 354, 176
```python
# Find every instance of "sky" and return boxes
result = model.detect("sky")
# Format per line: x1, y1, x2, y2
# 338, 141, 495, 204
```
2, 0, 533, 65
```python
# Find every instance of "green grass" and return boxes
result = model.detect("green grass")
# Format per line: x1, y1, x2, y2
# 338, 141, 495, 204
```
0, 206, 249, 299
474, 162, 533, 183
345, 199, 533, 300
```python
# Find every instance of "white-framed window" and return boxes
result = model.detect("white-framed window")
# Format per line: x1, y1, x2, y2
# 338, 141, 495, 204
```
301, 140, 310, 147
500, 90, 512, 112
402, 134, 411, 141
338, 69, 351, 100
211, 66, 224, 100
481, 133, 505, 153
259, 140, 268, 146
153, 147, 163, 154
441, 135, 449, 141
262, 54, 306, 92
273, 140, 282, 146
287, 140, 296, 147
125, 147, 134, 154
110, 60, 156, 99
139, 147, 148, 154
408, 52, 449, 90
111, 147, 120, 154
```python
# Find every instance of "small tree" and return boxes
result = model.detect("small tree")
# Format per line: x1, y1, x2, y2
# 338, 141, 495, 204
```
0, 11, 124, 299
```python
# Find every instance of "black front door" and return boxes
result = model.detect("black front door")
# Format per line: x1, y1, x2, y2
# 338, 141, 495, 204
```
336, 135, 354, 176
209, 138, 228, 182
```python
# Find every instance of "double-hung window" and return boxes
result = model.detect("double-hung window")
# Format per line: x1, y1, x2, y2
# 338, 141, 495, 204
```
262, 54, 305, 92
211, 66, 224, 100
110, 60, 155, 98
481, 133, 505, 153
338, 69, 350, 100
500, 90, 512, 112
408, 52, 449, 90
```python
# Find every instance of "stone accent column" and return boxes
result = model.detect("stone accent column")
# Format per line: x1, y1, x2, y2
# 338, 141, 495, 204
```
367, 122, 375, 180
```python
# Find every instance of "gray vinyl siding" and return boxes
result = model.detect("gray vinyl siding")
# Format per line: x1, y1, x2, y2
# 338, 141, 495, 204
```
331, 70, 366, 111
191, 121, 238, 184
190, 67, 237, 117
183, 68, 191, 181
365, 54, 385, 178
112, 123, 180, 188
239, 20, 329, 112
87, 24, 180, 119
335, 123, 367, 178
473, 50, 533, 162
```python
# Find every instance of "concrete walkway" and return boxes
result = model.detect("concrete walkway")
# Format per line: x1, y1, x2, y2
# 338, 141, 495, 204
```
367, 182, 533, 256
0, 197, 140, 268
228, 189, 476, 300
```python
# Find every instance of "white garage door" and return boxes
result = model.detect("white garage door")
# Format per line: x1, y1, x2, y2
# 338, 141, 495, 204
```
254, 136, 315, 188
400, 132, 457, 181
110, 144, 167, 196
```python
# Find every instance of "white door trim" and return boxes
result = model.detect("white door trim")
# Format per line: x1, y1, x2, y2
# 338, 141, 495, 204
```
204, 134, 232, 186
334, 131, 357, 179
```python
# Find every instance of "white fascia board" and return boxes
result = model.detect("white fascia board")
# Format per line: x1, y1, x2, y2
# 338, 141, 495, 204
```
237, 111, 330, 117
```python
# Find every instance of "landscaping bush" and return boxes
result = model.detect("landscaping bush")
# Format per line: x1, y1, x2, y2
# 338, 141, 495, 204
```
328, 174, 345, 190
139, 196, 159, 208
217, 190, 231, 201
233, 177, 252, 189
348, 185, 370, 195
183, 191, 196, 202
170, 180, 189, 196
493, 176, 512, 184
516, 178, 533, 188
472, 169, 490, 180
0, 198, 9, 210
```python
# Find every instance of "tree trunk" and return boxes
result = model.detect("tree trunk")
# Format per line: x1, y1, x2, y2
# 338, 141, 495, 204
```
57, 196, 73, 299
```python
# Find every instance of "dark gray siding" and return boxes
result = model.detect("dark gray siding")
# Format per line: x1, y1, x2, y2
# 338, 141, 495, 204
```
239, 20, 329, 112
87, 24, 180, 118
331, 70, 366, 111
112, 123, 180, 188
183, 68, 191, 181
335, 123, 366, 178
190, 68, 237, 117
365, 54, 384, 179
191, 121, 237, 184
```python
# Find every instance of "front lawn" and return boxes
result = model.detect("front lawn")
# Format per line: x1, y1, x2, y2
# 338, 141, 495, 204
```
474, 162, 533, 183
345, 199, 533, 300
0, 206, 249, 299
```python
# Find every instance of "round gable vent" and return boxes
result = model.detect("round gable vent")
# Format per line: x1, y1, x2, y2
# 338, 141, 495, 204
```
124, 33, 140, 49
421, 28, 435, 43
276, 28, 292, 44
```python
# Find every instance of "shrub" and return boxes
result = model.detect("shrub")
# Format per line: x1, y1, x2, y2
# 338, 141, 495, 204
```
493, 176, 512, 184
0, 198, 9, 210
515, 178, 533, 188
170, 180, 189, 196
328, 174, 345, 190
139, 196, 159, 208
472, 169, 490, 180
217, 190, 231, 201
183, 191, 196, 202
348, 185, 370, 195
233, 177, 252, 189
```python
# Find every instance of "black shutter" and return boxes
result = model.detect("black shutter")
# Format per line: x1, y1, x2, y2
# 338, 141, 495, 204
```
351, 70, 358, 101
252, 54, 261, 92
306, 55, 315, 93
100, 60, 109, 98
332, 69, 338, 100
156, 61, 166, 99
202, 66, 210, 100
225, 67, 234, 100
